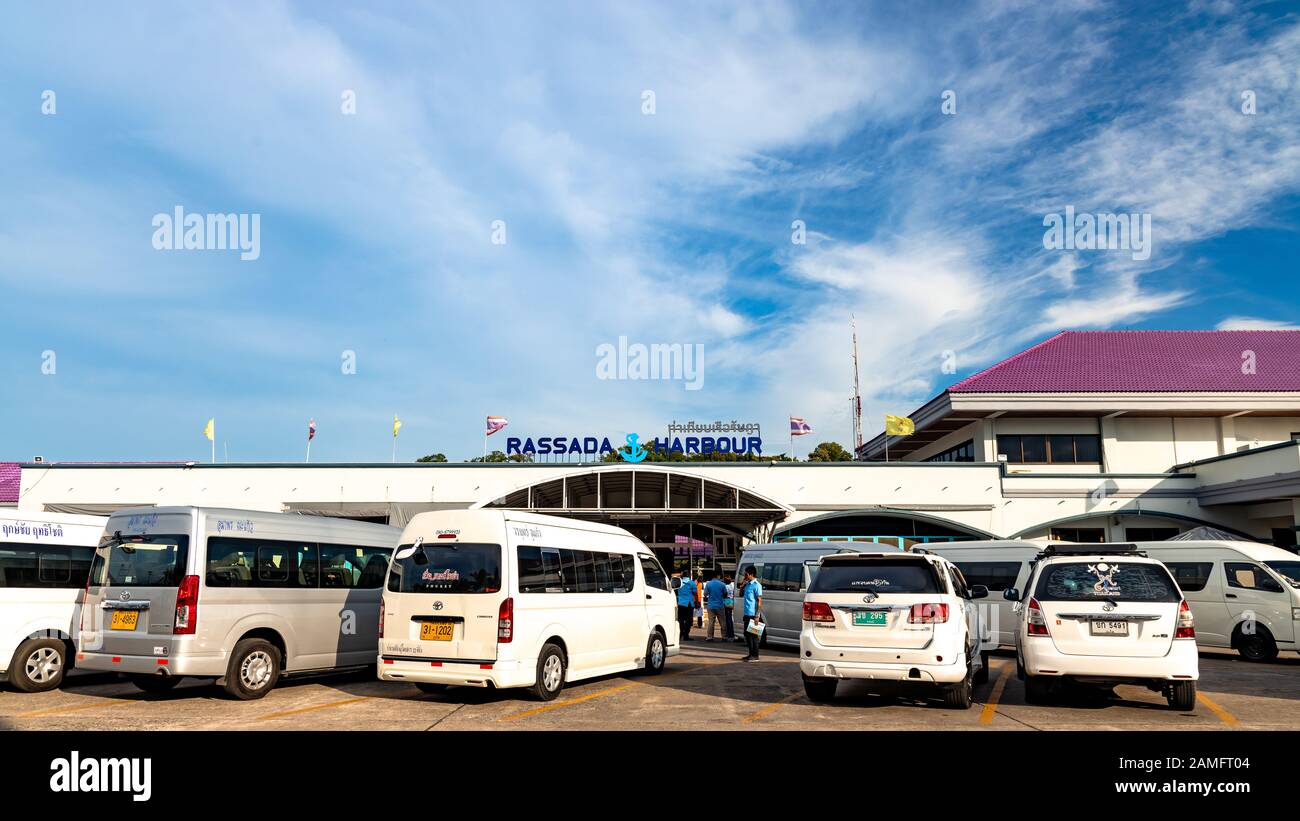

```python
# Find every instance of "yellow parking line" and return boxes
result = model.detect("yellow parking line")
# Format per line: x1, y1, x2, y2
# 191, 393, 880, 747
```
500, 663, 705, 723
258, 696, 373, 721
979, 661, 1012, 725
1196, 692, 1240, 727
742, 691, 802, 724
13, 698, 138, 719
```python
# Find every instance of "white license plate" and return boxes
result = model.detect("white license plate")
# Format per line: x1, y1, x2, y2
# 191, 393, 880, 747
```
1089, 620, 1129, 636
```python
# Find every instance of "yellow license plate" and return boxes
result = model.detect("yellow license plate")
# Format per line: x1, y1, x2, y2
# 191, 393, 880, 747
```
420, 621, 454, 641
110, 611, 139, 631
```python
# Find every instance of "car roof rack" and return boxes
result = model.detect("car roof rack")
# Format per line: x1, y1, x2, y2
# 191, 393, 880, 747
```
1037, 543, 1147, 558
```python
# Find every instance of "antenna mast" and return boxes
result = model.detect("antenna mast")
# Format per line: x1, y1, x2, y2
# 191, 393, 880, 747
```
851, 315, 863, 457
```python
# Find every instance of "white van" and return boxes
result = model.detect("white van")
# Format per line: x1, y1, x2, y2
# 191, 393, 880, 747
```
78, 507, 400, 699
0, 510, 107, 691
378, 510, 679, 700
1133, 540, 1299, 661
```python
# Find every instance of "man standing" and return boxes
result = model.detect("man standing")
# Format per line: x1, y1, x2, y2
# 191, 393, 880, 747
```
741, 565, 763, 661
703, 573, 727, 642
676, 571, 698, 642
722, 573, 736, 640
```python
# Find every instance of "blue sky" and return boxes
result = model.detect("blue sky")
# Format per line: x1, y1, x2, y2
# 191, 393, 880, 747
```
1, 0, 1298, 463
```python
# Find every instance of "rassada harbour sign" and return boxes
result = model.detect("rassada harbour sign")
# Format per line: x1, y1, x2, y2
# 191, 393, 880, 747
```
505, 429, 764, 461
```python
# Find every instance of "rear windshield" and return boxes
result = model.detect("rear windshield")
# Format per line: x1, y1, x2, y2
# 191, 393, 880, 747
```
1033, 561, 1179, 602
1265, 561, 1300, 589
807, 559, 943, 595
387, 542, 501, 594
90, 534, 190, 587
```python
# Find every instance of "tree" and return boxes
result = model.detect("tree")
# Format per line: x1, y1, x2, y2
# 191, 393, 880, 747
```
469, 450, 532, 463
806, 441, 854, 462
416, 453, 448, 462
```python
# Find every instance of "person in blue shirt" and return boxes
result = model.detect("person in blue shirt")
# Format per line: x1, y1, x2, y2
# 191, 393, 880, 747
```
675, 572, 698, 642
703, 574, 728, 642
741, 565, 764, 661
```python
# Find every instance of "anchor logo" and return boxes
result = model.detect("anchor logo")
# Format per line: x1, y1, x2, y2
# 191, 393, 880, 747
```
619, 433, 648, 463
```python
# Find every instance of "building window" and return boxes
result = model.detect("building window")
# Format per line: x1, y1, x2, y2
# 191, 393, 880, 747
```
1125, 527, 1180, 542
924, 440, 975, 463
998, 434, 1101, 464
1050, 527, 1105, 543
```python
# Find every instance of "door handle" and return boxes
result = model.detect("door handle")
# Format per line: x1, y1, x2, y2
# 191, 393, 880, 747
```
646, 595, 652, 600
1225, 593, 1237, 599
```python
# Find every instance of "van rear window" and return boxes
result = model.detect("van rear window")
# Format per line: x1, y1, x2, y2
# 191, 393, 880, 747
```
807, 559, 942, 595
387, 543, 501, 594
91, 535, 190, 587
1033, 562, 1179, 602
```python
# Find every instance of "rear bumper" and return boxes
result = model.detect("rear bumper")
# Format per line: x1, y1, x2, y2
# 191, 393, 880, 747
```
378, 656, 533, 689
1023, 637, 1199, 681
75, 650, 209, 677
800, 653, 969, 685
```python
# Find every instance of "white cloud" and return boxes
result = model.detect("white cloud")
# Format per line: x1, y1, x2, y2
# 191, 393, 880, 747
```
1216, 316, 1300, 331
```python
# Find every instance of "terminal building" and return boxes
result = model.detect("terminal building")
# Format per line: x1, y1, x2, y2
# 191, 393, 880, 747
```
5, 331, 1299, 570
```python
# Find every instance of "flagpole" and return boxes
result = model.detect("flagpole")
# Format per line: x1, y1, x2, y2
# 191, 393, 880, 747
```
306, 439, 311, 464
211, 421, 216, 465
790, 414, 794, 461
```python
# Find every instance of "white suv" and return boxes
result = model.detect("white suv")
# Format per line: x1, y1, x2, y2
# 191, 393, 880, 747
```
1006, 545, 1199, 710
800, 550, 988, 709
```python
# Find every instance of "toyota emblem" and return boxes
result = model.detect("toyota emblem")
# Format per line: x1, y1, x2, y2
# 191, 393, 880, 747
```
1102, 602, 1116, 612
120, 591, 131, 602
862, 592, 878, 603
432, 601, 444, 611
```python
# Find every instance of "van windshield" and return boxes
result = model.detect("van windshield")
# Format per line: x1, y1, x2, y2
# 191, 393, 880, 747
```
387, 542, 501, 594
807, 559, 942, 595
1265, 561, 1300, 589
1033, 561, 1179, 602
90, 534, 190, 587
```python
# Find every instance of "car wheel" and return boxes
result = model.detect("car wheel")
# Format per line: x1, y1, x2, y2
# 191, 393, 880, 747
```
1166, 680, 1196, 711
1024, 674, 1051, 705
415, 683, 449, 694
643, 630, 666, 675
1235, 625, 1279, 663
943, 660, 974, 709
802, 674, 837, 703
973, 651, 991, 685
8, 638, 66, 693
530, 643, 566, 701
222, 638, 282, 700
129, 674, 182, 695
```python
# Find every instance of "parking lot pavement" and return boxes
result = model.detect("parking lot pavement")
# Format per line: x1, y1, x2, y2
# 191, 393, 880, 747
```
1, 642, 1296, 731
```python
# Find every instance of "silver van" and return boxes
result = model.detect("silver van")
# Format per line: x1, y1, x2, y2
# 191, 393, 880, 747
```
78, 507, 400, 699
734, 543, 871, 647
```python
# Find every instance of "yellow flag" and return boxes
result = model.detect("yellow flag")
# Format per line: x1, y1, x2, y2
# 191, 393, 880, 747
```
885, 415, 914, 436
203, 418, 215, 441
392, 415, 402, 438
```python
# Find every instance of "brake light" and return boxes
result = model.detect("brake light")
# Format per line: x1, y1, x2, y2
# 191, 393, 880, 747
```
1175, 599, 1195, 639
1026, 597, 1049, 636
378, 596, 385, 639
173, 575, 199, 635
497, 597, 513, 643
803, 601, 834, 622
908, 603, 949, 624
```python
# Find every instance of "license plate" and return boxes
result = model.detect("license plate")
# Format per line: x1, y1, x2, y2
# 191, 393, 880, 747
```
110, 611, 139, 631
1089, 620, 1129, 636
420, 621, 455, 641
853, 610, 888, 626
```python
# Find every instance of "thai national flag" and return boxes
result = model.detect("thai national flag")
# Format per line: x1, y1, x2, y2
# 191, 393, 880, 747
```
486, 415, 509, 436
308, 419, 316, 441
789, 416, 812, 436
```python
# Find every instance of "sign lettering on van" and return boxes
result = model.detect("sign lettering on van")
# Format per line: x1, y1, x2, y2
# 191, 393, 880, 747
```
511, 525, 543, 540
124, 513, 158, 533
216, 519, 255, 534
0, 521, 65, 541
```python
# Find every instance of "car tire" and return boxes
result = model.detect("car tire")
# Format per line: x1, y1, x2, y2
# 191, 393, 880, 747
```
8, 638, 67, 693
643, 630, 666, 675
530, 643, 566, 701
128, 674, 182, 695
802, 674, 837, 703
1235, 625, 1279, 663
1166, 680, 1196, 711
414, 683, 449, 694
1024, 674, 1051, 705
973, 651, 990, 685
222, 638, 282, 700
943, 660, 974, 709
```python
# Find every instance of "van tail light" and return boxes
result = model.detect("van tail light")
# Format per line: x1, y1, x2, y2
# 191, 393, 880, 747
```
1026, 597, 1049, 636
497, 597, 514, 643
1175, 599, 1195, 639
173, 575, 200, 635
803, 601, 834, 622
908, 603, 949, 624
378, 596, 385, 639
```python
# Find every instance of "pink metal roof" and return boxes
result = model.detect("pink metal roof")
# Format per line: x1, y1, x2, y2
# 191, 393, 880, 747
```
0, 463, 19, 503
949, 330, 1300, 393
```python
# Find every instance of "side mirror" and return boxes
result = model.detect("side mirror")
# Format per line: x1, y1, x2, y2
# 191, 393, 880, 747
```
970, 585, 989, 600
1003, 587, 1020, 602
